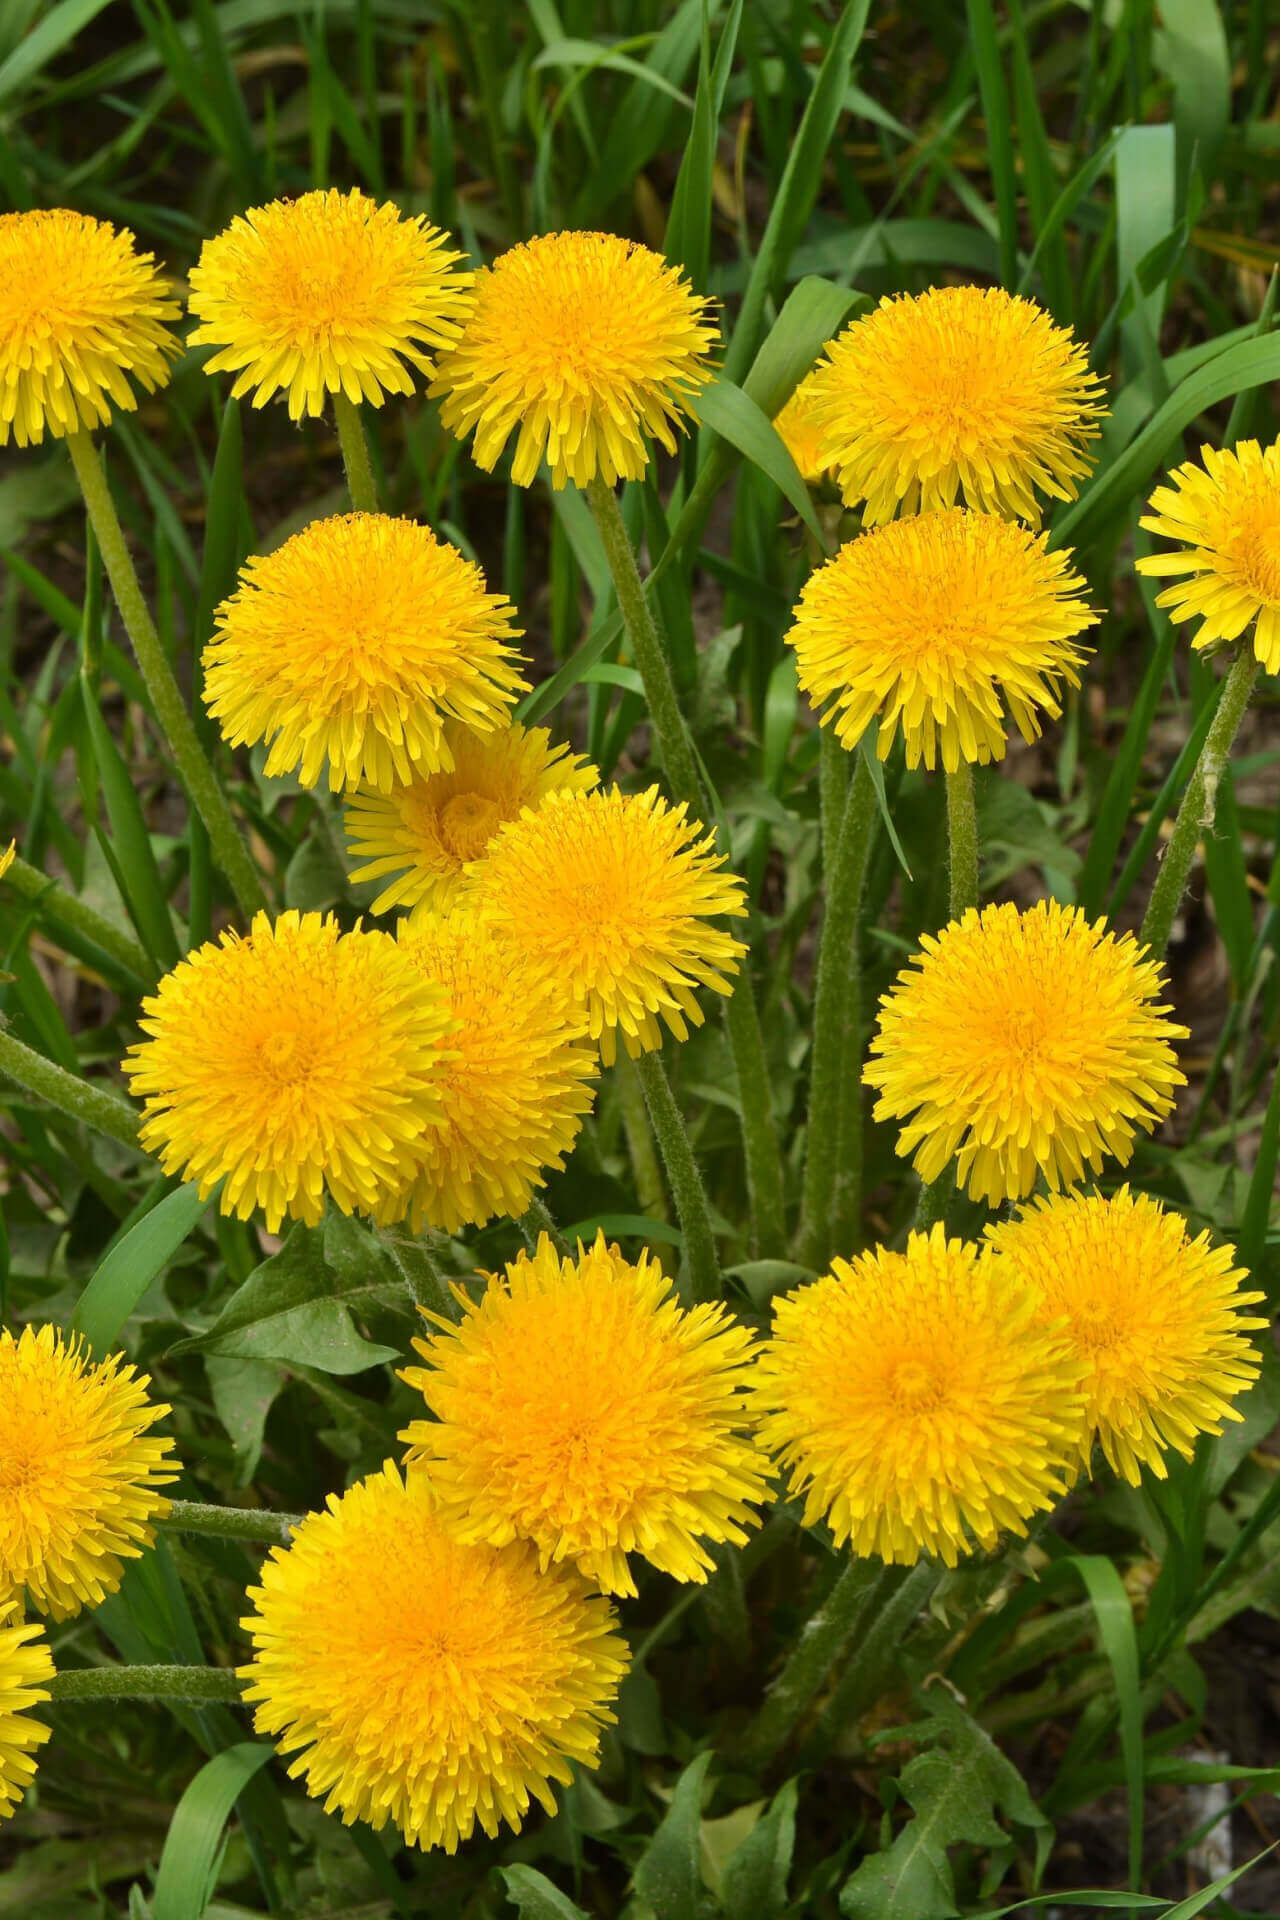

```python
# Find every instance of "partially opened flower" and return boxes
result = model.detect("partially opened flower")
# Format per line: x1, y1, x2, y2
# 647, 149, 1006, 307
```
773, 370, 831, 484
400, 1233, 767, 1595
124, 911, 453, 1233
430, 231, 717, 488
241, 1463, 626, 1852
203, 514, 526, 793
1136, 440, 1280, 670
345, 719, 597, 914
380, 908, 598, 1233
750, 1228, 1084, 1565
0, 209, 180, 447
864, 901, 1187, 1204
987, 1189, 1266, 1483
809, 285, 1104, 524
466, 785, 747, 1064
188, 188, 471, 419
0, 1324, 175, 1620
0, 1599, 53, 1820
787, 509, 1097, 769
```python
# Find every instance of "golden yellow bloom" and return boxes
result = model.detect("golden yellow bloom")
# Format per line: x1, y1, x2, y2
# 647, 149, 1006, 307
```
124, 911, 452, 1233
400, 1232, 767, 1595
188, 188, 471, 419
241, 1463, 626, 1852
466, 785, 746, 1065
773, 371, 830, 483
430, 230, 717, 488
865, 901, 1187, 1205
203, 513, 526, 793
1136, 440, 1280, 669
751, 1228, 1083, 1566
0, 209, 180, 447
809, 285, 1104, 524
378, 908, 598, 1233
787, 509, 1097, 770
0, 1324, 175, 1620
345, 719, 597, 914
986, 1189, 1266, 1484
0, 1599, 53, 1821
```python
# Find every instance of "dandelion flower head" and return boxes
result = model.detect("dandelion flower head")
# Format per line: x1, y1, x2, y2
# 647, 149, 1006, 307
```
1136, 440, 1280, 671
0, 1598, 53, 1821
774, 370, 831, 483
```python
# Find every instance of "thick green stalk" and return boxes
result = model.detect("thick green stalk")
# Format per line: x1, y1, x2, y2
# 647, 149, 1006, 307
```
161, 1500, 301, 1545
721, 984, 787, 1257
616, 1053, 668, 1222
635, 1048, 719, 1304
0, 1027, 141, 1151
801, 1561, 941, 1763
945, 759, 979, 922
333, 391, 379, 514
737, 1557, 883, 1771
66, 432, 267, 922
48, 1664, 243, 1705
798, 750, 877, 1272
2, 852, 152, 983
380, 1227, 457, 1319
1141, 648, 1260, 956
517, 1193, 571, 1259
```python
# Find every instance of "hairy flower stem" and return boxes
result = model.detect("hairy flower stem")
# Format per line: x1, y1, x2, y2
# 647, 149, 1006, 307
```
518, 1194, 571, 1259
66, 431, 267, 922
48, 1664, 244, 1705
380, 1228, 458, 1319
0, 1026, 141, 1150
945, 759, 979, 922
736, 1557, 883, 1771
616, 1053, 668, 1222
801, 1561, 941, 1764
635, 1049, 720, 1304
334, 391, 379, 513
798, 747, 877, 1272
1141, 647, 1260, 956
2, 851, 152, 984
585, 475, 786, 1260
161, 1499, 302, 1545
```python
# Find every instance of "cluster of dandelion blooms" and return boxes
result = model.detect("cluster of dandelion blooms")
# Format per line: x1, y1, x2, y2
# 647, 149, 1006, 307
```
0, 1325, 175, 1619
345, 719, 598, 914
0, 209, 181, 447
0, 1599, 53, 1822
124, 911, 454, 1233
400, 1232, 768, 1596
787, 508, 1098, 771
430, 230, 718, 488
240, 1463, 627, 1852
204, 513, 527, 794
1136, 439, 1280, 670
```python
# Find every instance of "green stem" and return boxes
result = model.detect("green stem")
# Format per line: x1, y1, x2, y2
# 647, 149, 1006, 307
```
798, 748, 877, 1272
333, 391, 379, 514
517, 1193, 571, 1259
380, 1227, 458, 1319
47, 1664, 244, 1704
616, 1052, 668, 1223
945, 759, 979, 922
2, 852, 152, 983
160, 1499, 301, 1545
635, 1047, 719, 1304
0, 1026, 141, 1150
737, 1557, 883, 1771
66, 431, 267, 923
722, 984, 787, 1258
1141, 647, 1261, 956
801, 1561, 941, 1764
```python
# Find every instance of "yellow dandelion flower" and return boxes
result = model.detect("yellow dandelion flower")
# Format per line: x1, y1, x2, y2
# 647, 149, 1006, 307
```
0, 209, 180, 447
0, 1599, 53, 1821
787, 509, 1097, 770
400, 1232, 767, 1595
203, 513, 527, 793
466, 785, 747, 1065
123, 911, 452, 1233
809, 285, 1105, 524
187, 188, 472, 420
750, 1228, 1084, 1566
1136, 440, 1280, 669
986, 1189, 1266, 1484
241, 1463, 626, 1852
430, 230, 718, 489
0, 1324, 175, 1620
773, 370, 830, 483
864, 901, 1187, 1205
344, 719, 597, 914
377, 908, 598, 1233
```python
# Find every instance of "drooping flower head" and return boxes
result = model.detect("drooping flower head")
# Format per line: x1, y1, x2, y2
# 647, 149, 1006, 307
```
466, 785, 746, 1065
864, 901, 1187, 1205
809, 285, 1105, 524
188, 188, 472, 419
345, 719, 598, 914
1136, 440, 1280, 670
430, 231, 718, 488
400, 1233, 767, 1595
203, 514, 527, 793
773, 370, 831, 484
787, 510, 1097, 769
124, 911, 453, 1233
241, 1463, 626, 1852
750, 1228, 1084, 1566
0, 1324, 175, 1619
378, 908, 598, 1233
0, 209, 180, 447
986, 1189, 1266, 1484
0, 1599, 52, 1821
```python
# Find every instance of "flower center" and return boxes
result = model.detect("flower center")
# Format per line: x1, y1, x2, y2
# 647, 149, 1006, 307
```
439, 792, 502, 863
887, 1358, 944, 1411
1235, 498, 1280, 604
259, 1030, 313, 1080
1068, 1299, 1128, 1356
